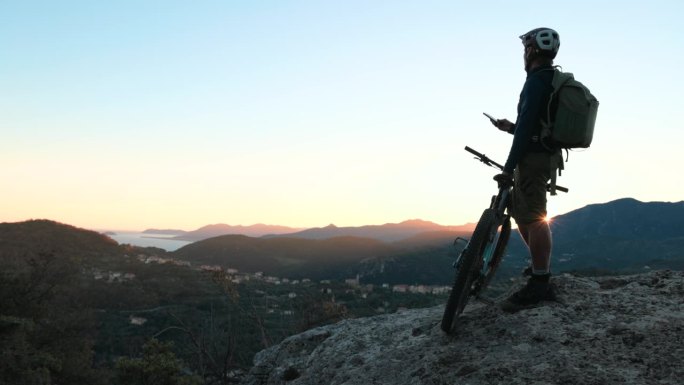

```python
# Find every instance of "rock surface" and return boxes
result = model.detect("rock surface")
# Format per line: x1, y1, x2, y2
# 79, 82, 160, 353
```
241, 270, 684, 385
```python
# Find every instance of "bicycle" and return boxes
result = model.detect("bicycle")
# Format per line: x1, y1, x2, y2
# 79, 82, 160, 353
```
440, 146, 568, 334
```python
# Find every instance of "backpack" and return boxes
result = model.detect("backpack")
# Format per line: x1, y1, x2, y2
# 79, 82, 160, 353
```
541, 68, 599, 149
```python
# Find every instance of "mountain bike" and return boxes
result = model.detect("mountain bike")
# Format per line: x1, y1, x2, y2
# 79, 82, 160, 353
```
440, 146, 568, 334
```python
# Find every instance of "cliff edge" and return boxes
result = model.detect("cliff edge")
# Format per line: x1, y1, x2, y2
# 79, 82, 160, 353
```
241, 270, 683, 385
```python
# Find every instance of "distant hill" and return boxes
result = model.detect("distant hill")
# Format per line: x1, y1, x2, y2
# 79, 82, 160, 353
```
264, 219, 476, 242
170, 222, 476, 282
481, 198, 684, 281
172, 223, 303, 241
0, 219, 122, 259
392, 230, 471, 248
551, 197, 684, 240
171, 230, 476, 284
0, 219, 169, 273
547, 198, 684, 272
172, 235, 397, 279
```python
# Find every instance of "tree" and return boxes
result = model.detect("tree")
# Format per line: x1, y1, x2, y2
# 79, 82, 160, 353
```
151, 271, 263, 384
116, 338, 202, 385
0, 316, 57, 385
0, 251, 106, 385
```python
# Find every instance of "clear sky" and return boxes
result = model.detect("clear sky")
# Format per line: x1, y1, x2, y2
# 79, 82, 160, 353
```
2, 1, 683, 231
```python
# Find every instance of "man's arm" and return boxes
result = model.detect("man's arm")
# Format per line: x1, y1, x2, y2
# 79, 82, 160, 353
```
503, 77, 546, 173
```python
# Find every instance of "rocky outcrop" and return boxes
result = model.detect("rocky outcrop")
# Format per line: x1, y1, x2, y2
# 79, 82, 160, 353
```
241, 270, 684, 385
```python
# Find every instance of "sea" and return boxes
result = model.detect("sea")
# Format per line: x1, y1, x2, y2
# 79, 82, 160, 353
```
106, 232, 191, 252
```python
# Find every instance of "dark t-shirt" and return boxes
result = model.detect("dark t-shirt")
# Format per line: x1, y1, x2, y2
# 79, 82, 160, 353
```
503, 64, 554, 173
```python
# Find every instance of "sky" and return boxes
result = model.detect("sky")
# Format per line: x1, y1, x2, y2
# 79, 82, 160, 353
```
2, 0, 683, 231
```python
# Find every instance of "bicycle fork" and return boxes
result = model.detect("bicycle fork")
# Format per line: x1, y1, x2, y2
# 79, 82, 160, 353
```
451, 227, 498, 274
452, 188, 510, 274
452, 237, 469, 269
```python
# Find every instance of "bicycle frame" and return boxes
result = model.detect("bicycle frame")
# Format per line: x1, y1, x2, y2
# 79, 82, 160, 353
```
441, 145, 568, 332
456, 146, 568, 289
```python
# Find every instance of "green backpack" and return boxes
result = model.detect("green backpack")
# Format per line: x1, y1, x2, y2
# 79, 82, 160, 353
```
542, 68, 599, 149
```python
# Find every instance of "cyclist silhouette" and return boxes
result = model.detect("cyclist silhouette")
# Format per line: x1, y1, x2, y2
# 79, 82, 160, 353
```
490, 28, 564, 312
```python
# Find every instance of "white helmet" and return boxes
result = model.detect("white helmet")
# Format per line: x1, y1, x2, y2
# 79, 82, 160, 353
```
519, 28, 560, 59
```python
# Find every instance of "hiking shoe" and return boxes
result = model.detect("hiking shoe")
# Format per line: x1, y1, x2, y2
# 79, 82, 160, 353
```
500, 277, 557, 313
522, 266, 532, 277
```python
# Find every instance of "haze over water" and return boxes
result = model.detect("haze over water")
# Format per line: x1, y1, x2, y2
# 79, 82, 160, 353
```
108, 232, 191, 252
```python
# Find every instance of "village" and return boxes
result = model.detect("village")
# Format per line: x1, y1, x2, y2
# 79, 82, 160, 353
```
89, 252, 451, 295
139, 253, 451, 295
87, 252, 452, 327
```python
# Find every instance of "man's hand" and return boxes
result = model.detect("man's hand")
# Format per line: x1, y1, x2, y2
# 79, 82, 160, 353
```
493, 118, 514, 133
493, 172, 514, 188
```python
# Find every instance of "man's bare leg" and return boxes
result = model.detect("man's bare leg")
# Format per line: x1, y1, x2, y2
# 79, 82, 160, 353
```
517, 220, 551, 275
500, 219, 556, 312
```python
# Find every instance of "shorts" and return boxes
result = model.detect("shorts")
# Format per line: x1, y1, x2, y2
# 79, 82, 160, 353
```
510, 151, 554, 225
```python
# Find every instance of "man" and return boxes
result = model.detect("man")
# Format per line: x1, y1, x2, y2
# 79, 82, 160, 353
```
491, 28, 563, 312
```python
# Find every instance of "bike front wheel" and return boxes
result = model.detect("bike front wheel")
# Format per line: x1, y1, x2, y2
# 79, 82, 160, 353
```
476, 215, 511, 293
441, 208, 497, 334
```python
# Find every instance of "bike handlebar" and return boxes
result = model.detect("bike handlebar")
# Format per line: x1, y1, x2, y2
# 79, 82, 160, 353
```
465, 146, 504, 171
464, 146, 569, 193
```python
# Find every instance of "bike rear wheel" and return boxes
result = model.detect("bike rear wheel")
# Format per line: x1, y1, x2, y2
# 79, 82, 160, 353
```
441, 208, 496, 334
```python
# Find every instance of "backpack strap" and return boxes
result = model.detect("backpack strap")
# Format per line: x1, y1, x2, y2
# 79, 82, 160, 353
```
541, 68, 575, 151
548, 149, 564, 196
540, 67, 574, 196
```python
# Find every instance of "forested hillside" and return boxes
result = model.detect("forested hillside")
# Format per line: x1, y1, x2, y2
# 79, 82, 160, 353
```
0, 220, 445, 385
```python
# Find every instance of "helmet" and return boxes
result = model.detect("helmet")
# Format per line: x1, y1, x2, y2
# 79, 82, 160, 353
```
519, 28, 560, 59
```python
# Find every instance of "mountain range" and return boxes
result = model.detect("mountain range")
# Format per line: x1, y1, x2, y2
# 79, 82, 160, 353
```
168, 221, 478, 281
537, 197, 684, 272
3, 197, 683, 285
141, 219, 474, 243
263, 219, 476, 242
167, 223, 303, 241
169, 198, 684, 283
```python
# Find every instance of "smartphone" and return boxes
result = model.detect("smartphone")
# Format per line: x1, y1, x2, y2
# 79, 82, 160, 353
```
483, 112, 497, 123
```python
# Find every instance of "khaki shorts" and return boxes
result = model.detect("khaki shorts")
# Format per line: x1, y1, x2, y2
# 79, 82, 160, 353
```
511, 152, 554, 225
